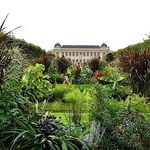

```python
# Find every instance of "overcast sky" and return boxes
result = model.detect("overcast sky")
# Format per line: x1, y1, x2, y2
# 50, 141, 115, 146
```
0, 0, 150, 51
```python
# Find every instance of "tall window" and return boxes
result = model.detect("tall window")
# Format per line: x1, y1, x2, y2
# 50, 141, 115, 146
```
62, 52, 64, 56
87, 52, 89, 56
72, 52, 75, 56
83, 52, 85, 56
76, 52, 78, 56
76, 59, 78, 63
94, 52, 96, 56
69, 52, 71, 56
65, 52, 68, 56
90, 52, 93, 56
80, 52, 82, 56
80, 59, 82, 63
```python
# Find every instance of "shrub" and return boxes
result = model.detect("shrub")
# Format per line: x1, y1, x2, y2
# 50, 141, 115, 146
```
13, 38, 46, 59
1, 113, 89, 150
52, 84, 71, 101
49, 73, 64, 84
105, 52, 114, 62
76, 65, 92, 84
88, 57, 101, 72
0, 44, 12, 90
119, 48, 150, 96
22, 64, 52, 101
0, 47, 29, 134
64, 87, 91, 125
67, 64, 92, 84
90, 85, 150, 150
56, 56, 71, 74
99, 65, 131, 100
32, 54, 51, 73
0, 15, 14, 90
32, 52, 56, 73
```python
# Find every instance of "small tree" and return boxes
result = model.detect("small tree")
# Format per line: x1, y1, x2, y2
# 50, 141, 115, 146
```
88, 57, 101, 73
56, 56, 71, 74
105, 53, 114, 62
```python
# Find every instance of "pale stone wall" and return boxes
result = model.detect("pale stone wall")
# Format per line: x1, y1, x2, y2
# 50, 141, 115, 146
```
52, 47, 109, 63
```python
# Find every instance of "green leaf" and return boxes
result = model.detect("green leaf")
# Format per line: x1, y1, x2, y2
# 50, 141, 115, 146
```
61, 140, 68, 150
47, 140, 57, 150
10, 130, 28, 150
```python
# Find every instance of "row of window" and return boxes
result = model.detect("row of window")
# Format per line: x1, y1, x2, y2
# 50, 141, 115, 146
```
71, 59, 87, 63
62, 51, 100, 57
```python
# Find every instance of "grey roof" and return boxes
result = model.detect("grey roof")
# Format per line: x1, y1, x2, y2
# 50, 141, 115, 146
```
62, 45, 100, 48
101, 43, 108, 47
54, 42, 61, 48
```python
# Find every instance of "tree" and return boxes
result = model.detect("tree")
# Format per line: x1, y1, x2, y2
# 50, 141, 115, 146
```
88, 57, 101, 72
105, 53, 114, 62
56, 56, 71, 74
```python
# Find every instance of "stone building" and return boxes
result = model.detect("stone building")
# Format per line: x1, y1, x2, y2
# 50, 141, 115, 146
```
52, 42, 109, 63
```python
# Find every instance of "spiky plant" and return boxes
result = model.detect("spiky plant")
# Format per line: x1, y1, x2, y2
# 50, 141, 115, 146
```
0, 14, 14, 90
1, 116, 89, 150
119, 48, 150, 96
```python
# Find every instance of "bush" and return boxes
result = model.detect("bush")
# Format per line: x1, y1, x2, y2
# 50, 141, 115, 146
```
56, 56, 71, 74
99, 65, 131, 100
13, 38, 46, 59
52, 84, 71, 101
1, 113, 89, 150
22, 64, 52, 101
90, 85, 150, 150
105, 52, 114, 62
49, 73, 64, 84
0, 15, 14, 90
64, 86, 91, 125
0, 44, 12, 89
119, 48, 150, 96
0, 47, 29, 133
88, 57, 101, 73
67, 64, 92, 84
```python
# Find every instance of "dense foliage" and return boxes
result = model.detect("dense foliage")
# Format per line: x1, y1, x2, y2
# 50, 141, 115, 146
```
88, 57, 101, 72
32, 53, 55, 73
22, 64, 52, 101
67, 64, 92, 84
11, 38, 46, 59
56, 56, 71, 74
119, 47, 150, 96
105, 52, 114, 62
0, 15, 150, 150
90, 85, 150, 150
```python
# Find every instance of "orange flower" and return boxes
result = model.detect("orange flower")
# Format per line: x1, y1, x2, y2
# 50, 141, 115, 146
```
95, 70, 105, 78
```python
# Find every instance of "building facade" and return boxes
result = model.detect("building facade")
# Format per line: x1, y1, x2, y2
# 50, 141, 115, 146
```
52, 42, 109, 63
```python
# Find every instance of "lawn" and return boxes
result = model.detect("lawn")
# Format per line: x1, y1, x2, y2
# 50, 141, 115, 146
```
34, 101, 90, 124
